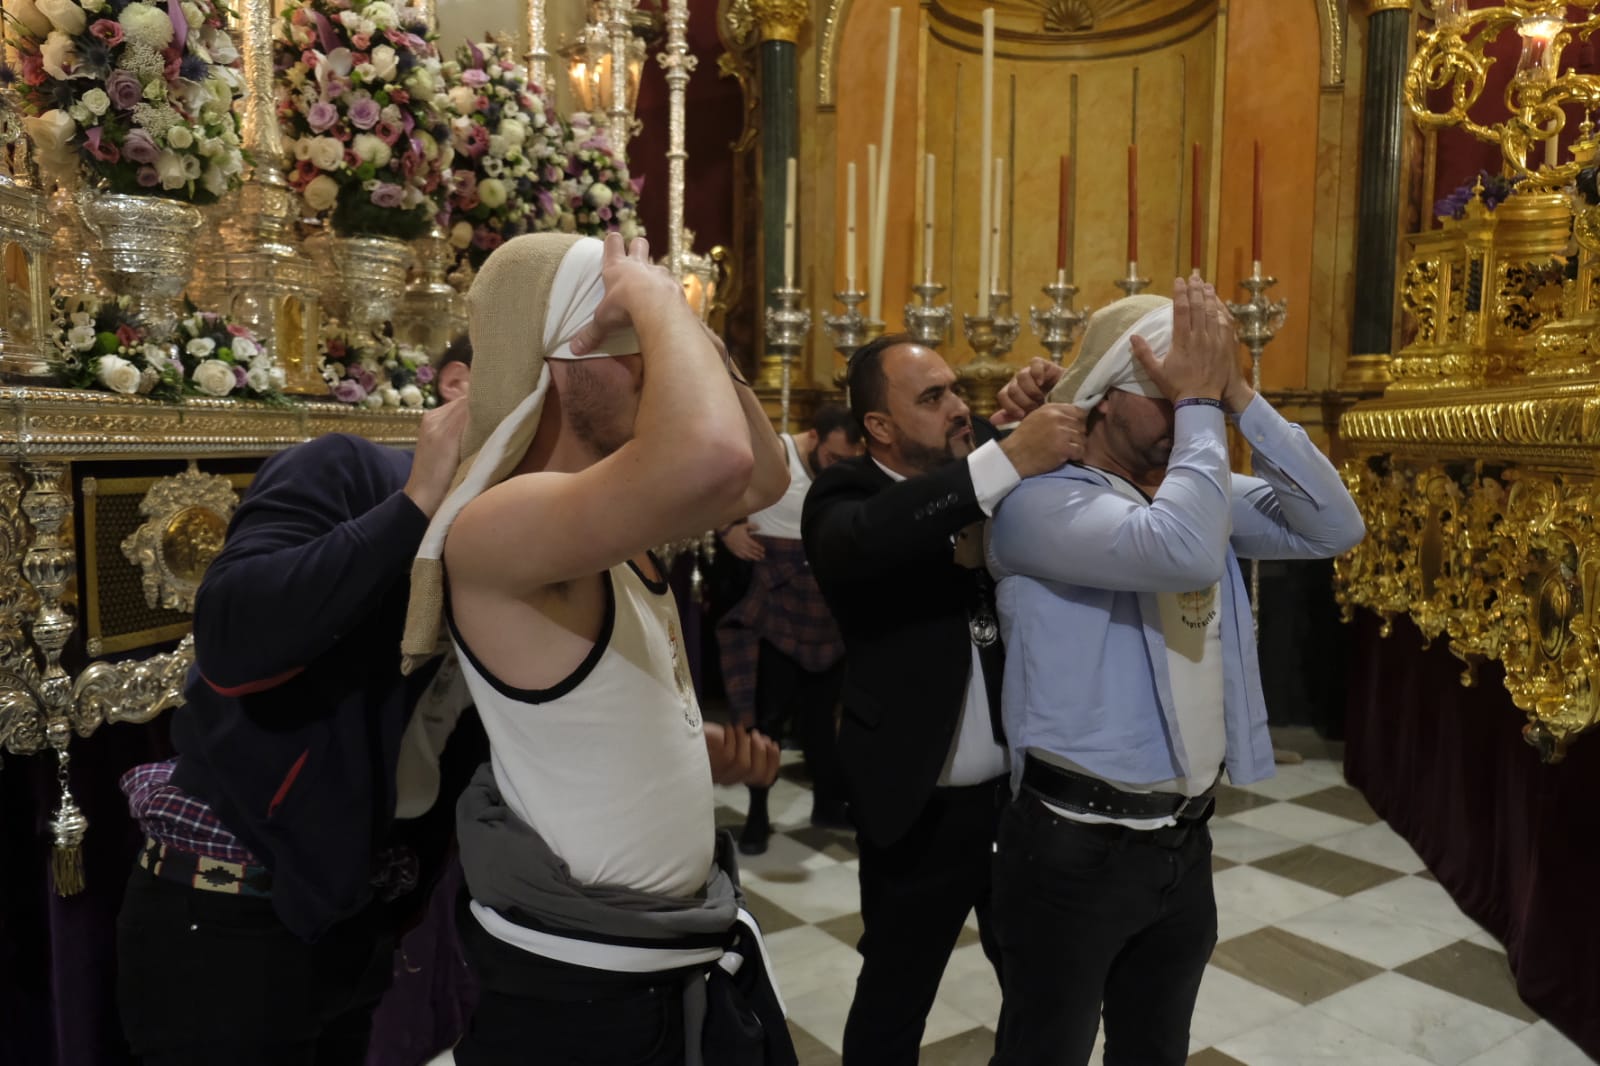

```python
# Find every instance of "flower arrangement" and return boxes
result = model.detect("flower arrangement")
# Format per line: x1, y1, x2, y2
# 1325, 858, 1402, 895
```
546, 111, 643, 239
55, 296, 286, 401
1435, 171, 1514, 221
440, 40, 558, 268
275, 0, 453, 240
2, 0, 246, 203
319, 326, 436, 407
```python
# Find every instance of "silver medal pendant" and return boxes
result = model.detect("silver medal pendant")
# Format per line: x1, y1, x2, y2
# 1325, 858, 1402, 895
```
970, 612, 999, 647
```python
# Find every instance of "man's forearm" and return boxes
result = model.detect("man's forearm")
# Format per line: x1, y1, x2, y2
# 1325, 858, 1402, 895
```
631, 311, 750, 479
725, 383, 788, 520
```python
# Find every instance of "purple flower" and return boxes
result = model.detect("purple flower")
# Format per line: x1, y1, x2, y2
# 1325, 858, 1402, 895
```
348, 97, 381, 130
307, 100, 339, 131
122, 128, 161, 165
106, 70, 144, 111
84, 127, 120, 164
355, 367, 378, 391
233, 366, 248, 386
137, 166, 161, 187
415, 365, 435, 384
462, 68, 489, 87
333, 379, 367, 404
370, 183, 405, 208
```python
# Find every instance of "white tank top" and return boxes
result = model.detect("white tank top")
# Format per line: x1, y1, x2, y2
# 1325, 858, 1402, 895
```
746, 434, 812, 541
450, 558, 714, 900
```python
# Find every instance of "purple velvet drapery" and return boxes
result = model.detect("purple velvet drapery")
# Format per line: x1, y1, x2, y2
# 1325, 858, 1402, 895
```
1345, 612, 1600, 1059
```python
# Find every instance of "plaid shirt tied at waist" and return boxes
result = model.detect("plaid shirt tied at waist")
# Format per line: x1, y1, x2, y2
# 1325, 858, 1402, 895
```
717, 536, 844, 726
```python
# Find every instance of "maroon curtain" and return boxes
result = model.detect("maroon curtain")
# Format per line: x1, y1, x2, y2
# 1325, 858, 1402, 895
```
1345, 612, 1600, 1058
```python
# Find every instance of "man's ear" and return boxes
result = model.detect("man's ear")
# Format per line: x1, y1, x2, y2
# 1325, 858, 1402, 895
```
863, 412, 894, 448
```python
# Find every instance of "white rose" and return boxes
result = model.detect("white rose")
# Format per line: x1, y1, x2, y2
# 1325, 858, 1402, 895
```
166, 125, 194, 149
97, 355, 142, 395
352, 133, 391, 168
586, 183, 614, 208
9, 0, 53, 36
81, 89, 111, 117
498, 120, 526, 147
232, 337, 260, 361
354, 62, 377, 83
293, 137, 313, 162
67, 104, 91, 126
365, 2, 397, 29
201, 164, 229, 198
399, 384, 424, 408
307, 136, 345, 171
39, 31, 79, 80
362, 392, 384, 409
142, 343, 169, 368
186, 337, 216, 357
81, 0, 107, 10
447, 86, 476, 116
407, 66, 435, 97
370, 45, 398, 81
487, 135, 508, 159
181, 153, 202, 180
66, 325, 97, 352
155, 150, 188, 190
302, 174, 340, 212
36, 0, 87, 35
192, 358, 236, 397
22, 110, 77, 175
379, 385, 401, 406
245, 367, 271, 392
448, 221, 473, 249
477, 178, 507, 209
268, 367, 287, 391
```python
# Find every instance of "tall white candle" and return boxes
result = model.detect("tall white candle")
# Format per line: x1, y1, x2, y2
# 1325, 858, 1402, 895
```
846, 161, 859, 292
866, 144, 879, 312
922, 153, 936, 285
989, 156, 1003, 296
869, 7, 901, 324
977, 8, 994, 316
783, 156, 797, 289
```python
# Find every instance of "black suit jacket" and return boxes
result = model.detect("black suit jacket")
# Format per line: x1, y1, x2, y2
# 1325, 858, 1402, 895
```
801, 427, 1000, 848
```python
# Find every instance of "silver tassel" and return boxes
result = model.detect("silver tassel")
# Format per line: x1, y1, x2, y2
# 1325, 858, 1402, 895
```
50, 749, 88, 897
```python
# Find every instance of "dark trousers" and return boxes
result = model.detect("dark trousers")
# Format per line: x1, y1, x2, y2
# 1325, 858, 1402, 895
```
842, 778, 1006, 1066
454, 896, 687, 1066
754, 640, 845, 809
990, 794, 1218, 1066
116, 866, 395, 1066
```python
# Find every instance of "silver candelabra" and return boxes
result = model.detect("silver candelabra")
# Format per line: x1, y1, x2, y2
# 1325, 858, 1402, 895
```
1113, 261, 1151, 298
1226, 260, 1288, 632
1029, 272, 1091, 365
904, 282, 954, 349
765, 285, 811, 433
988, 291, 1022, 358
821, 289, 870, 377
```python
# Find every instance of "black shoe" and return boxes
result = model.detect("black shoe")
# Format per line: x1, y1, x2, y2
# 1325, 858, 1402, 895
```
737, 817, 771, 856
809, 801, 851, 831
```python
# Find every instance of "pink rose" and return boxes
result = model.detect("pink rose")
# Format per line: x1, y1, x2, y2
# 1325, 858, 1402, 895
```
370, 182, 404, 208
332, 379, 366, 404
227, 324, 251, 337
389, 88, 410, 105
351, 33, 370, 50
472, 229, 503, 251
122, 128, 160, 164
462, 69, 489, 88
106, 69, 143, 110
307, 100, 339, 131
89, 19, 125, 45
348, 97, 380, 130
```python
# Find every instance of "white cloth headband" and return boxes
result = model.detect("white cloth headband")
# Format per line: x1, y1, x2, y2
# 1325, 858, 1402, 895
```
1070, 305, 1172, 410
541, 237, 641, 361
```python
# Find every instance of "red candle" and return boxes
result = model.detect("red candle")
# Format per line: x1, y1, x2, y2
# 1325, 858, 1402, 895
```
1190, 143, 1203, 272
1251, 140, 1264, 264
1057, 155, 1071, 272
1127, 144, 1139, 264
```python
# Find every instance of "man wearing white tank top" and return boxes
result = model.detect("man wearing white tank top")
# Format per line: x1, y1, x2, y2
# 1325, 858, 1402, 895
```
398, 233, 795, 1066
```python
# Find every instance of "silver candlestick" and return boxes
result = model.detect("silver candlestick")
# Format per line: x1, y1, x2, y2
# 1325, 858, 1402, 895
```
765, 285, 811, 433
1113, 261, 1151, 298
989, 291, 1022, 358
822, 289, 870, 383
1226, 260, 1289, 634
1030, 272, 1091, 365
904, 282, 954, 349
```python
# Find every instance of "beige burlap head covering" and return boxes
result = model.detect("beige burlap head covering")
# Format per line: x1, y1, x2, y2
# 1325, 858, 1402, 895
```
399, 233, 641, 673
1050, 294, 1174, 409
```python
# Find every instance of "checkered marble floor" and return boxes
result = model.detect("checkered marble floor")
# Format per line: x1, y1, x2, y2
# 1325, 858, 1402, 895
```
717, 754, 1597, 1066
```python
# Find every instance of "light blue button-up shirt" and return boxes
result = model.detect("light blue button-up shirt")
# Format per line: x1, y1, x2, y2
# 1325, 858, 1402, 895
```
986, 396, 1365, 791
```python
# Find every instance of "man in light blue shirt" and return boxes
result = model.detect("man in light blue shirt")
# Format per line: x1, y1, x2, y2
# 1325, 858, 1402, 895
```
984, 277, 1365, 1066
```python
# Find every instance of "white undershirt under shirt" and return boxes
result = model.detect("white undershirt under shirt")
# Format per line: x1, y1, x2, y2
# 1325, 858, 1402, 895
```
1038, 470, 1225, 828
873, 442, 1018, 787
746, 434, 811, 541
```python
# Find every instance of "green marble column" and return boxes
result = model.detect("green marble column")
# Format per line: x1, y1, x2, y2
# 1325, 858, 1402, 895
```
752, 0, 805, 388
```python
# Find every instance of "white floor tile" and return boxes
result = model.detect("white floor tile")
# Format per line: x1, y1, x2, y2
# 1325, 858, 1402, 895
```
1319, 821, 1429, 875
1236, 765, 1337, 801
764, 930, 862, 1002
1187, 965, 1303, 1051
1459, 1021, 1598, 1066
1278, 896, 1462, 969
1218, 1006, 1438, 1065
1314, 972, 1529, 1066
743, 863, 863, 923
785, 982, 855, 1054
1226, 803, 1367, 844
1344, 875, 1485, 941
936, 943, 1003, 1029
736, 832, 844, 879
1212, 866, 1340, 928
1210, 819, 1304, 864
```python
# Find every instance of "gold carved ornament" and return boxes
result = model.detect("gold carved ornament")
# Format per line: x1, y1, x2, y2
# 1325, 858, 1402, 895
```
1335, 458, 1600, 761
748, 0, 808, 43
120, 464, 239, 615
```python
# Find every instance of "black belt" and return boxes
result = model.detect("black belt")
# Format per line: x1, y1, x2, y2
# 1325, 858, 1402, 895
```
137, 837, 273, 898
1021, 754, 1215, 823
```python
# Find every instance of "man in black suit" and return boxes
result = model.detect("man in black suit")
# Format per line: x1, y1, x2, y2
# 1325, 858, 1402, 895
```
801, 335, 1084, 1064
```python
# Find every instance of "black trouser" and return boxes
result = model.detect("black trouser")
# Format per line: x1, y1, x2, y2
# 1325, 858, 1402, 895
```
454, 895, 688, 1066
841, 778, 1006, 1065
116, 866, 395, 1066
990, 794, 1218, 1066
753, 640, 845, 810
